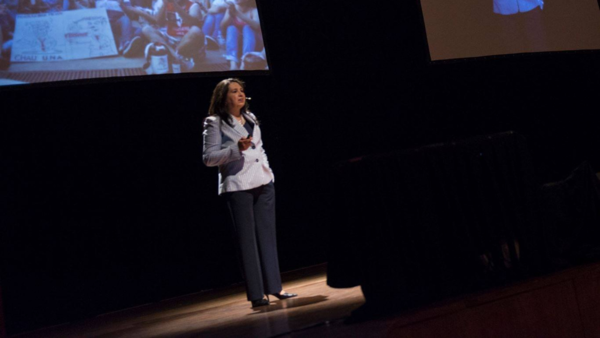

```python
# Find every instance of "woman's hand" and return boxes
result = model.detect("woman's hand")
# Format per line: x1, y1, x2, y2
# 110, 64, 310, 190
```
116, 0, 129, 10
193, 0, 208, 12
238, 136, 253, 151
226, 1, 237, 15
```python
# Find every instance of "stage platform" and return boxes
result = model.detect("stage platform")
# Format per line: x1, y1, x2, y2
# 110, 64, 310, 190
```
11, 261, 600, 338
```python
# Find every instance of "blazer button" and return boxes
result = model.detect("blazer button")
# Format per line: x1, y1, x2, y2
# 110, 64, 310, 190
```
255, 159, 259, 162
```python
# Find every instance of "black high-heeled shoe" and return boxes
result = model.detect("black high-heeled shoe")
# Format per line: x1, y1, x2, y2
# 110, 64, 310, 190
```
271, 292, 298, 300
251, 298, 270, 308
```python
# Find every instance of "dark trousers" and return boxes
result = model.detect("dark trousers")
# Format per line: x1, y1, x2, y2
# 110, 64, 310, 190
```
225, 182, 282, 301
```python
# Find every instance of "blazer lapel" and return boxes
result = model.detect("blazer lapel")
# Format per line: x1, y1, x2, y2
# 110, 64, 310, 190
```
244, 113, 260, 142
222, 115, 248, 138
233, 119, 249, 137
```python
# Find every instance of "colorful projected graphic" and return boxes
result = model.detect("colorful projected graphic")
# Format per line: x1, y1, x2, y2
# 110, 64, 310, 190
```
0, 0, 268, 87
12, 9, 118, 62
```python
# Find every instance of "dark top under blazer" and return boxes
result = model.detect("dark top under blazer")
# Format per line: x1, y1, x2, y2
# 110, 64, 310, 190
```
202, 112, 274, 195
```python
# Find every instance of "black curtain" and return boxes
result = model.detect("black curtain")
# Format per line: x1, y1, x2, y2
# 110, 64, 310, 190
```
327, 131, 549, 308
539, 161, 600, 266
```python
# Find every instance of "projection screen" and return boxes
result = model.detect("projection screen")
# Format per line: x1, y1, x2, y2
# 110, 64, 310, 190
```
0, 0, 268, 86
420, 0, 600, 61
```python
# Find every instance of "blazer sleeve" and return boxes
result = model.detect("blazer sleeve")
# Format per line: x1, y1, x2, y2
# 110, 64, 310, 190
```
202, 117, 243, 167
260, 145, 271, 169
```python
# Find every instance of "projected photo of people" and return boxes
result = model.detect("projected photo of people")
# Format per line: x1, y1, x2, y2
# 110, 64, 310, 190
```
420, 0, 600, 61
0, 0, 16, 70
0, 0, 268, 87
494, 0, 547, 52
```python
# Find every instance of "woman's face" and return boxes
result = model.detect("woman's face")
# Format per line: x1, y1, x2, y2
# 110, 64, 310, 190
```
225, 82, 246, 113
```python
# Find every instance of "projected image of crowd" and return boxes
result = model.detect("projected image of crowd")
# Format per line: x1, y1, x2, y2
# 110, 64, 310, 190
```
0, 0, 267, 85
420, 0, 600, 61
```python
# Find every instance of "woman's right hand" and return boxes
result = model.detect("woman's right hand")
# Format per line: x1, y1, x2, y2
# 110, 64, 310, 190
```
225, 1, 237, 15
238, 137, 253, 151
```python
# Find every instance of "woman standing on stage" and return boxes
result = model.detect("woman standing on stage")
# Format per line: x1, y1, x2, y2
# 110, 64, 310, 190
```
202, 78, 297, 308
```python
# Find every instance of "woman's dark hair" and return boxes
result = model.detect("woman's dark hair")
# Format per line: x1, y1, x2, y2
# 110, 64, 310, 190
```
208, 78, 253, 127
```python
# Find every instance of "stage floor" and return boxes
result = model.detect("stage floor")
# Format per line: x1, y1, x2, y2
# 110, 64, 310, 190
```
13, 264, 369, 338
12, 261, 600, 338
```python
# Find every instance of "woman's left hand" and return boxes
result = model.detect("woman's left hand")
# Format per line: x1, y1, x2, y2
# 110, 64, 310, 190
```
238, 136, 253, 151
227, 2, 237, 15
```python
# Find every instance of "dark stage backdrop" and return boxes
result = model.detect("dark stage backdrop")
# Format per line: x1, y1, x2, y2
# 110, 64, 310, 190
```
1, 0, 600, 334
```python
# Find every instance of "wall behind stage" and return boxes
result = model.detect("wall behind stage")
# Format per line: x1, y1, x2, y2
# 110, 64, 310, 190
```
2, 0, 600, 334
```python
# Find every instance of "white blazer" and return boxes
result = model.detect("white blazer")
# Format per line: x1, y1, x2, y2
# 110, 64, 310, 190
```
202, 112, 275, 195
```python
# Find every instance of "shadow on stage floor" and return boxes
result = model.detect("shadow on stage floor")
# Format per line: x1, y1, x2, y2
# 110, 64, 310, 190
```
12, 261, 600, 338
